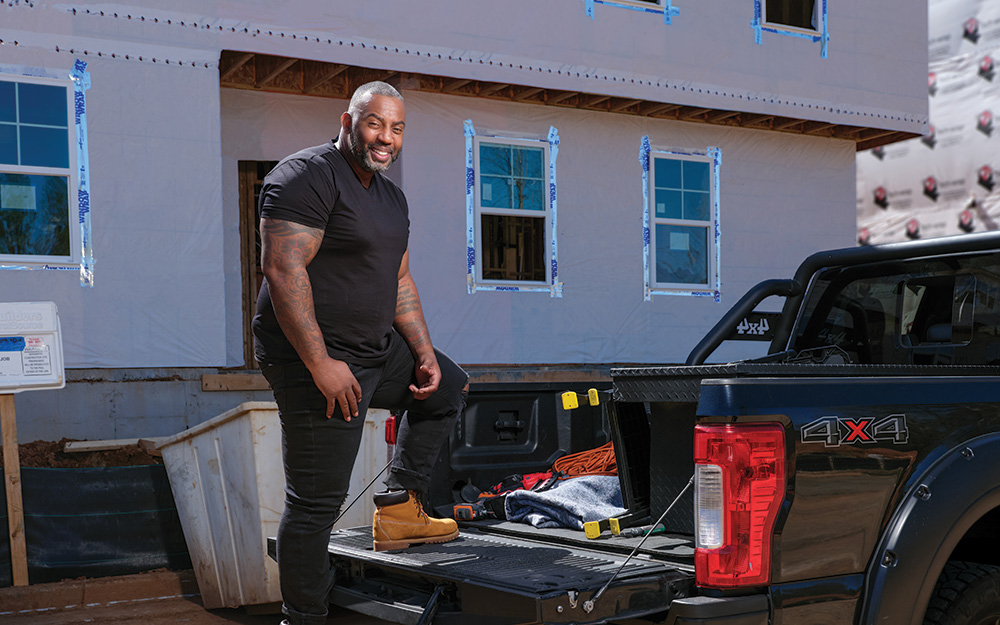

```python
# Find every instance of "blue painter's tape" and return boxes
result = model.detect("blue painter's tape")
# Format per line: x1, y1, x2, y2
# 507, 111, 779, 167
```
639, 135, 651, 172
639, 135, 652, 301
752, 0, 763, 45
71, 59, 94, 288
820, 0, 829, 58
547, 126, 561, 298
465, 120, 477, 294
664, 0, 679, 24
0, 265, 77, 271
79, 187, 90, 223
588, 0, 676, 23
0, 337, 25, 352
709, 146, 722, 300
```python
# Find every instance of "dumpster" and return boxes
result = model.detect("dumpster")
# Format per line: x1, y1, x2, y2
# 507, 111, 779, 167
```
158, 401, 390, 608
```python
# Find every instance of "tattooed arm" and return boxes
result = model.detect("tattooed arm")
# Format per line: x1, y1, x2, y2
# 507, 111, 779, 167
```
394, 248, 440, 399
260, 217, 362, 420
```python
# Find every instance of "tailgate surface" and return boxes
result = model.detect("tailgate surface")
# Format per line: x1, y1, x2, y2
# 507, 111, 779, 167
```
326, 526, 681, 592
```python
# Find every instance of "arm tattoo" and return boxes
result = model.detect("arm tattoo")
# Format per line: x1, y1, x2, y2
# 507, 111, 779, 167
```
260, 219, 328, 363
395, 275, 432, 353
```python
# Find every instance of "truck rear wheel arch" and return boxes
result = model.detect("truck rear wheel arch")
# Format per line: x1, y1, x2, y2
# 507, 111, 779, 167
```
861, 433, 1000, 625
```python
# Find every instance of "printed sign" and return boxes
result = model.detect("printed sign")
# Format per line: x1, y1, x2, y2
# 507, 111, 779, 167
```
0, 302, 65, 393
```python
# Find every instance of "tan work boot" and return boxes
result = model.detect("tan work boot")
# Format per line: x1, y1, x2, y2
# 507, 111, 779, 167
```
372, 490, 459, 552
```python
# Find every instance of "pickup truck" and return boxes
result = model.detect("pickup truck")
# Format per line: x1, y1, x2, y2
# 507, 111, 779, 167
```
302, 231, 1000, 625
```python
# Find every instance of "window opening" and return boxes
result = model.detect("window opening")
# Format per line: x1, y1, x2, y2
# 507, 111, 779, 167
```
640, 136, 721, 301
766, 0, 817, 30
238, 160, 278, 368
0, 61, 92, 286
0, 78, 74, 261
753, 0, 829, 58
464, 121, 561, 296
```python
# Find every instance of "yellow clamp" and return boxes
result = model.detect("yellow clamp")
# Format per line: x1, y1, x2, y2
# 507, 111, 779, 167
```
562, 389, 601, 411
561, 391, 579, 411
584, 520, 602, 540
609, 518, 621, 535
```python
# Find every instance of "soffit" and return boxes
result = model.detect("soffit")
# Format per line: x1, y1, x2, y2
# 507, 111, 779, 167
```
220, 50, 916, 152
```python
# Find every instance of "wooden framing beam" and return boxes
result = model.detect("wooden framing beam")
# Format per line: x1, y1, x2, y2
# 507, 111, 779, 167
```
774, 118, 805, 130
444, 78, 473, 93
707, 110, 741, 123
217, 50, 915, 153
514, 87, 545, 100
742, 114, 775, 126
641, 103, 681, 117
679, 107, 711, 120
220, 52, 254, 83
479, 82, 510, 96
305, 64, 347, 93
581, 95, 611, 108
546, 91, 579, 105
257, 58, 298, 87
802, 121, 838, 135
610, 98, 642, 112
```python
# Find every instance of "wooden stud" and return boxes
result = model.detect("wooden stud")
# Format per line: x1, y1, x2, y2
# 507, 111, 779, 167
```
1, 393, 28, 586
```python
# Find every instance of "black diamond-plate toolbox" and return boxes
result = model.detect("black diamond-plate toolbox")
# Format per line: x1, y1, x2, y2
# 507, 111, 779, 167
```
610, 362, 1000, 403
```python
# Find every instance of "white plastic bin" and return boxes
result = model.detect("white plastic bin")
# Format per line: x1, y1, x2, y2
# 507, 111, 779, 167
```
158, 401, 390, 608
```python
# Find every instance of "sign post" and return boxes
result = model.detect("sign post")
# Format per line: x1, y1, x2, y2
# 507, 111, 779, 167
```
0, 302, 66, 586
1, 393, 26, 585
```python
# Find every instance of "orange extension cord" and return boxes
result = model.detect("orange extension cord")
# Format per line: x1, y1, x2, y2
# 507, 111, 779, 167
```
553, 441, 617, 477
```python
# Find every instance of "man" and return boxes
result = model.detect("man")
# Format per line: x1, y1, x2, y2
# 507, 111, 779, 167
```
252, 81, 467, 625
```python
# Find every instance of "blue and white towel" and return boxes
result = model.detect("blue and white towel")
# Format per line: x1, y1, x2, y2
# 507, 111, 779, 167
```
504, 475, 626, 530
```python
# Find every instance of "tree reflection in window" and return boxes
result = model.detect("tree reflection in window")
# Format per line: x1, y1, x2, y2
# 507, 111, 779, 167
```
478, 141, 547, 282
0, 173, 70, 257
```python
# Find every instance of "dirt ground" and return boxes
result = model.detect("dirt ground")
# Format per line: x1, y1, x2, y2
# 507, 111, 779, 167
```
1, 438, 163, 467
0, 569, 390, 625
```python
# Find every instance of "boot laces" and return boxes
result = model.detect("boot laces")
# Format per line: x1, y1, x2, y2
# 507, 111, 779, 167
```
410, 493, 430, 522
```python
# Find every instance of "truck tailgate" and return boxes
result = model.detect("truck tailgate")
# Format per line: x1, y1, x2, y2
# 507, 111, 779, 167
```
311, 524, 695, 625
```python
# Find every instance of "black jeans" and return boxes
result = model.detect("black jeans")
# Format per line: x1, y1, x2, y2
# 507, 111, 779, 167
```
261, 331, 468, 625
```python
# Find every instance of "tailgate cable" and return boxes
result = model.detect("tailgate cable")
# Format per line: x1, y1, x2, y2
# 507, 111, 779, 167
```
332, 459, 392, 526
583, 475, 694, 614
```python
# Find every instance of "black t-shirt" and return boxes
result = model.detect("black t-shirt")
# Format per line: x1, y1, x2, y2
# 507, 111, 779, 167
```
252, 141, 410, 366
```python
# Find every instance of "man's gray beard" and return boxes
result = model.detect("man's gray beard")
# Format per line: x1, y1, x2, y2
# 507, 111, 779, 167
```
350, 124, 400, 174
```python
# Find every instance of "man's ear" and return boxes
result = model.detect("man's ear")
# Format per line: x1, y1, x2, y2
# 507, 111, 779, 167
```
340, 111, 352, 134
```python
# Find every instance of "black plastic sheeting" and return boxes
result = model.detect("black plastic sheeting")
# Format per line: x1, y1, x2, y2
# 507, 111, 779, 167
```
0, 464, 191, 586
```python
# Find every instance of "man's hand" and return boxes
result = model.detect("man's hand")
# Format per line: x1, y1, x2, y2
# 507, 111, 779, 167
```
311, 357, 363, 421
409, 354, 441, 400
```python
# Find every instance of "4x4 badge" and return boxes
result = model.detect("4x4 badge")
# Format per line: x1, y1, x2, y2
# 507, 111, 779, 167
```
801, 414, 909, 447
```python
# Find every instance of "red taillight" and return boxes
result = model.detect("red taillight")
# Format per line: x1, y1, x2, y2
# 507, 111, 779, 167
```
385, 414, 398, 465
385, 414, 398, 445
693, 423, 785, 588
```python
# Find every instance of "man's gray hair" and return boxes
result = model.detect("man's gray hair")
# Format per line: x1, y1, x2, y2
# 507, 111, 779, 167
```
348, 81, 403, 115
